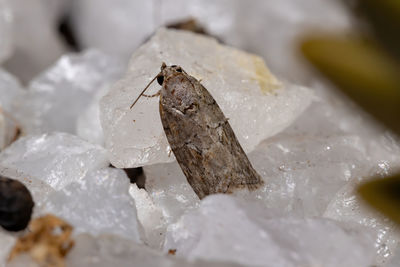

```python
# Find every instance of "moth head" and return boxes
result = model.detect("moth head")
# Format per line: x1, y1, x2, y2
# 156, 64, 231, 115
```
158, 64, 184, 86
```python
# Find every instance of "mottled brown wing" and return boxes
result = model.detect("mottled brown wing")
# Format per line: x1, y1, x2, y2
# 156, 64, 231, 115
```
159, 73, 263, 199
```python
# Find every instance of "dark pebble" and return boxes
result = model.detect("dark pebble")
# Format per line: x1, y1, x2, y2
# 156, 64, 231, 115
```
0, 176, 34, 231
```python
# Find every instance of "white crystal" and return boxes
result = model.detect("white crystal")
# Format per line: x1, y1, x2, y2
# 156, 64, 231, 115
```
67, 233, 244, 267
71, 0, 352, 84
0, 132, 143, 244
76, 84, 110, 145
42, 168, 142, 242
164, 194, 375, 267
0, 0, 13, 64
4, 0, 68, 83
129, 184, 166, 248
144, 162, 200, 227
71, 0, 154, 58
0, 230, 16, 267
0, 132, 109, 191
100, 28, 313, 168
324, 180, 400, 265
386, 247, 400, 267
13, 50, 124, 137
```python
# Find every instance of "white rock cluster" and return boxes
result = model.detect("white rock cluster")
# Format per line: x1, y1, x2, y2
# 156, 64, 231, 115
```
0, 0, 13, 64
0, 1, 400, 267
71, 0, 352, 84
13, 49, 124, 144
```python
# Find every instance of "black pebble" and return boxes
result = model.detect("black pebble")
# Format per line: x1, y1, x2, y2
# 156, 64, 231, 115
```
0, 176, 34, 231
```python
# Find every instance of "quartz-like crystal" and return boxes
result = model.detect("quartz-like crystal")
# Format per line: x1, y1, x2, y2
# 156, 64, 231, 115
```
13, 50, 124, 138
0, 133, 143, 244
43, 168, 142, 242
4, 0, 68, 83
129, 184, 166, 248
71, 0, 352, 84
324, 180, 400, 265
66, 233, 244, 267
164, 194, 375, 267
0, 132, 109, 190
0, 0, 13, 64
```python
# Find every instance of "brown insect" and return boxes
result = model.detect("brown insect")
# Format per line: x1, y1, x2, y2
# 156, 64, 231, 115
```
131, 63, 263, 199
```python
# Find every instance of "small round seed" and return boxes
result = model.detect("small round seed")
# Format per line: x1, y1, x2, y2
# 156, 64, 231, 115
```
0, 176, 34, 231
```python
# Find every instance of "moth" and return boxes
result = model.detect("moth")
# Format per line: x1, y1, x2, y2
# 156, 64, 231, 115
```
131, 63, 263, 199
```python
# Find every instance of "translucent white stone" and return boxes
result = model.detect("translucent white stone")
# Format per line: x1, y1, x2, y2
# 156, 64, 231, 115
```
0, 0, 13, 64
42, 168, 142, 242
71, 0, 352, 83
129, 184, 166, 248
0, 132, 109, 191
0, 230, 16, 267
0, 69, 23, 150
4, 0, 68, 83
76, 83, 110, 146
71, 0, 154, 58
101, 28, 313, 168
386, 247, 400, 267
324, 180, 400, 265
67, 233, 244, 267
164, 194, 375, 267
144, 162, 200, 226
13, 50, 124, 136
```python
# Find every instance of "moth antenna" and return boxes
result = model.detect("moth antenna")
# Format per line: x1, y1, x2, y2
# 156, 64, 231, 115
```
130, 75, 159, 109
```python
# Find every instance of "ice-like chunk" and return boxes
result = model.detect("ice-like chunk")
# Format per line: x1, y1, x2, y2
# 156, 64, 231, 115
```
71, 0, 154, 58
67, 233, 244, 267
71, 0, 352, 83
0, 230, 16, 267
13, 50, 124, 136
164, 194, 375, 267
4, 0, 68, 83
42, 168, 142, 242
0, 69, 23, 150
101, 28, 313, 168
386, 247, 400, 267
76, 83, 110, 145
0, 0, 13, 64
0, 132, 109, 190
129, 184, 166, 248
144, 162, 200, 227
324, 180, 400, 265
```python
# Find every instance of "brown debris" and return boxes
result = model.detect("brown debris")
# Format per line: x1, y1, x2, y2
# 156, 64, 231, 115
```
168, 249, 177, 255
8, 214, 74, 267
167, 18, 207, 35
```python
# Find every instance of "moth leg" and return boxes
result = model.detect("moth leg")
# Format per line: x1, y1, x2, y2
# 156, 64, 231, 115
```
168, 148, 173, 157
143, 90, 161, 98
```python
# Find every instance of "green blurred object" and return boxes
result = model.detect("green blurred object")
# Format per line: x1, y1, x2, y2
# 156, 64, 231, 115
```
301, 35, 400, 135
352, 0, 400, 61
301, 0, 400, 225
358, 175, 400, 224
